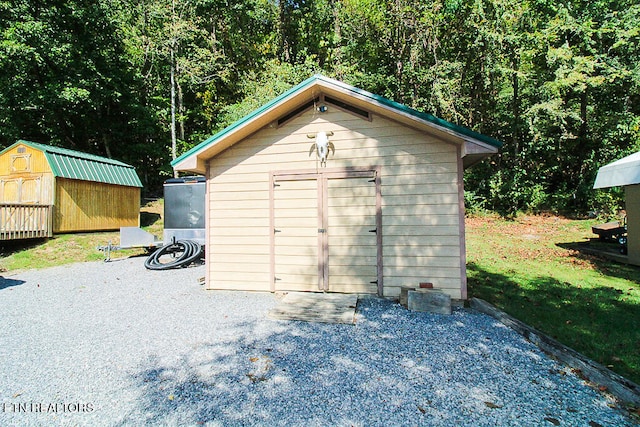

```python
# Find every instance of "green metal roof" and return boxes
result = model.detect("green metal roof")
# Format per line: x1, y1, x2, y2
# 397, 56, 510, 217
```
3, 140, 143, 188
172, 74, 503, 168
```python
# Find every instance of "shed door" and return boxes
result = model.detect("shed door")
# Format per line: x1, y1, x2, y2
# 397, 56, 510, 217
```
327, 176, 378, 294
272, 170, 380, 294
0, 176, 44, 203
273, 178, 320, 291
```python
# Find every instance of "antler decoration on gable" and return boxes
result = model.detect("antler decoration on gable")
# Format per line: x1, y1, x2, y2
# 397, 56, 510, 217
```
307, 131, 335, 167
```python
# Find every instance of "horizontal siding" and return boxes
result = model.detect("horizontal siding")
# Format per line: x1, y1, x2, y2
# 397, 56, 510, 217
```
382, 194, 459, 206
209, 199, 269, 210
382, 203, 459, 216
384, 256, 461, 268
210, 217, 270, 228
212, 253, 270, 264
223, 136, 454, 159
208, 108, 463, 298
383, 245, 461, 258
209, 235, 270, 246
382, 214, 460, 227
210, 227, 269, 236
211, 149, 455, 170
209, 244, 270, 255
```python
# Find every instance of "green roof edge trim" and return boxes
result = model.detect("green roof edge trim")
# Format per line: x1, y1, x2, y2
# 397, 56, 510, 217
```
172, 74, 503, 167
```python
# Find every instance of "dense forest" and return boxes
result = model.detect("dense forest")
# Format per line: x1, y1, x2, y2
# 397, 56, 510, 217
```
1, 0, 638, 215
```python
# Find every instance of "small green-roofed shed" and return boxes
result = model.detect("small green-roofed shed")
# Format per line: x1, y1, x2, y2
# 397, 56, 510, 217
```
0, 140, 142, 236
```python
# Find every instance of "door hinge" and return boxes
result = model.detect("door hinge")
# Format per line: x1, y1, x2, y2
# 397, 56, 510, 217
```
369, 228, 377, 233
274, 229, 281, 233
370, 280, 378, 284
274, 277, 281, 281
318, 228, 326, 233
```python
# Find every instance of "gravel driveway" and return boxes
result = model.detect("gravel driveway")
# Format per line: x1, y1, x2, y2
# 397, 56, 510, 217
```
0, 257, 634, 426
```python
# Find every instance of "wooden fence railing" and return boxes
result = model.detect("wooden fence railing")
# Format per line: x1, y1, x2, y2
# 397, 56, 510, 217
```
0, 204, 53, 240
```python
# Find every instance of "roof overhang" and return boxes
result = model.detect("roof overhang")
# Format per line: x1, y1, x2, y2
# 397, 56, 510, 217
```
173, 75, 502, 174
594, 151, 640, 189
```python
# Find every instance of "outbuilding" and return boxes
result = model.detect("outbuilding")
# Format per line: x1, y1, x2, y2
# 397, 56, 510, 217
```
0, 140, 142, 238
594, 151, 640, 265
173, 75, 502, 300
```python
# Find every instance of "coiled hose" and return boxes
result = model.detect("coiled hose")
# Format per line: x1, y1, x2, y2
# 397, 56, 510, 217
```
144, 239, 203, 270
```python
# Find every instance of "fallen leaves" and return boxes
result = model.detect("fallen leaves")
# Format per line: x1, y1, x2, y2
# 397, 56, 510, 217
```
484, 401, 503, 409
247, 355, 272, 383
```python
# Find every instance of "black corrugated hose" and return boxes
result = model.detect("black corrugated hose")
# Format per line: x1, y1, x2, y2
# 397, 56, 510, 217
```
144, 240, 203, 270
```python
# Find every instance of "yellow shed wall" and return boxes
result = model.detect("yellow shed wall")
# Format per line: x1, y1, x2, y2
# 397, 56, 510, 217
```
54, 178, 140, 233
207, 108, 464, 299
0, 143, 54, 204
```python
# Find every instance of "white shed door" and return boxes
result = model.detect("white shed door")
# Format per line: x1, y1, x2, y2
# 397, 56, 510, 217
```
273, 171, 379, 294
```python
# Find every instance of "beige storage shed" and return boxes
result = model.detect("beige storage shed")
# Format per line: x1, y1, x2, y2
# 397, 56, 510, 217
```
594, 151, 640, 265
173, 75, 502, 300
0, 140, 142, 239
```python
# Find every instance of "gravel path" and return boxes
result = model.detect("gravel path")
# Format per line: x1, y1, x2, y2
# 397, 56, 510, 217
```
0, 257, 634, 426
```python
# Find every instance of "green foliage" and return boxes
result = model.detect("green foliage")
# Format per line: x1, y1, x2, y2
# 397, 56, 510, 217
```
0, 0, 638, 205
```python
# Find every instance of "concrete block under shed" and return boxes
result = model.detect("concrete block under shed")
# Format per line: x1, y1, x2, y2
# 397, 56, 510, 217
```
399, 286, 415, 307
407, 289, 452, 315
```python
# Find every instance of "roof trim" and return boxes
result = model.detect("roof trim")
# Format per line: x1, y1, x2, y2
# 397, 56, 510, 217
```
594, 151, 640, 189
2, 140, 143, 188
172, 75, 503, 173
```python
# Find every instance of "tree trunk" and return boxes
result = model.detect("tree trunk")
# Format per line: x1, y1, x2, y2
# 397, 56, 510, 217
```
177, 77, 185, 142
278, 0, 291, 63
103, 135, 112, 159
170, 46, 178, 178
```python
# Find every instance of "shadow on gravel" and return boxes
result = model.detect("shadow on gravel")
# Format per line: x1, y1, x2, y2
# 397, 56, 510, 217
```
120, 298, 633, 426
467, 262, 640, 385
0, 276, 25, 290
122, 319, 368, 426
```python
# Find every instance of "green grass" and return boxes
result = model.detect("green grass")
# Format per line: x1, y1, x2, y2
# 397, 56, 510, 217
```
0, 199, 164, 272
467, 214, 640, 385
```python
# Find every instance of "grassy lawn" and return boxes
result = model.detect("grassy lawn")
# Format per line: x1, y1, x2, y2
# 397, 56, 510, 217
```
0, 199, 164, 272
466, 214, 640, 385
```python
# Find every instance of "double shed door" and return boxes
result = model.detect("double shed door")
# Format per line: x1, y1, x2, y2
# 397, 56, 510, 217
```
271, 169, 381, 295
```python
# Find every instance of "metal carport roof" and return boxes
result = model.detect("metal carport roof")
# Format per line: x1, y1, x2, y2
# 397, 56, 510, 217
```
593, 151, 640, 189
